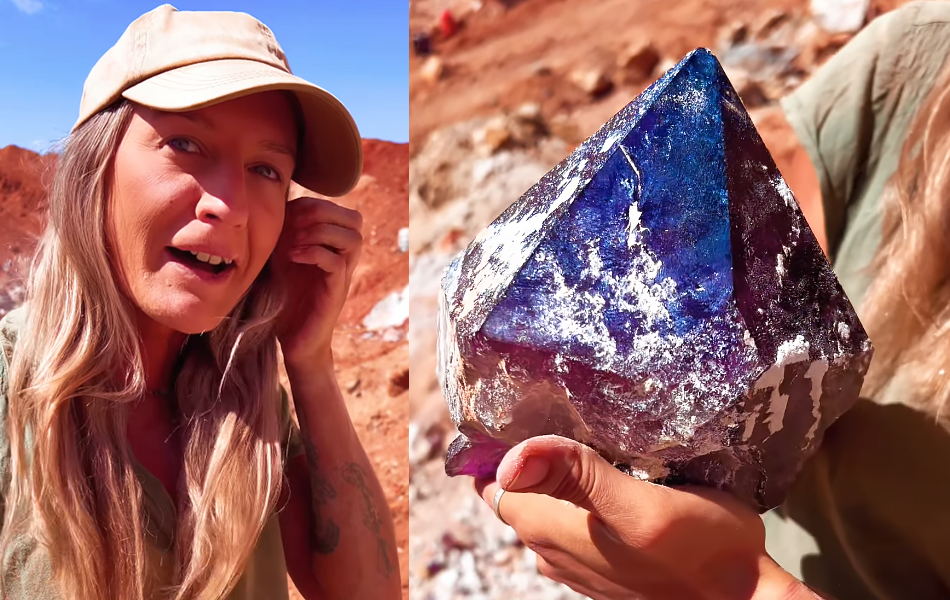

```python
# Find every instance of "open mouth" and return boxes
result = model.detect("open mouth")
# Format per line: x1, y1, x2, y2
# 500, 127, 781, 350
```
167, 247, 235, 276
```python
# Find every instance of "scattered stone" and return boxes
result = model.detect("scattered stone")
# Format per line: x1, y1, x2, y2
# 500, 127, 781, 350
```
716, 20, 749, 50
438, 228, 467, 253
719, 42, 798, 92
412, 31, 432, 56
616, 40, 660, 82
440, 9, 459, 39
381, 328, 405, 343
725, 67, 768, 108
653, 56, 678, 78
442, 524, 477, 551
472, 116, 514, 155
527, 60, 553, 77
568, 64, 613, 97
751, 9, 790, 40
471, 106, 548, 156
346, 378, 362, 393
811, 0, 869, 33
362, 286, 408, 331
398, 227, 409, 253
388, 367, 410, 397
438, 49, 872, 512
420, 56, 445, 84
547, 113, 581, 144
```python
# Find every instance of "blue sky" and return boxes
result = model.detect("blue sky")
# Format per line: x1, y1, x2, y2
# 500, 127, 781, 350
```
0, 0, 408, 151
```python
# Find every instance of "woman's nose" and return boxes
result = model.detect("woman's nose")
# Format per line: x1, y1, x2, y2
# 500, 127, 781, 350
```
194, 164, 250, 228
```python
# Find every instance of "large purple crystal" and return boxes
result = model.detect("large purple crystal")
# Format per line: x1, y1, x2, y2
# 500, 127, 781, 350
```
437, 48, 872, 512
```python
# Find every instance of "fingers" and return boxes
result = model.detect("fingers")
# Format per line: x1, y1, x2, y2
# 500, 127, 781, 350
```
282, 198, 363, 274
287, 196, 363, 232
289, 244, 348, 272
475, 478, 688, 599
494, 435, 662, 525
293, 223, 363, 256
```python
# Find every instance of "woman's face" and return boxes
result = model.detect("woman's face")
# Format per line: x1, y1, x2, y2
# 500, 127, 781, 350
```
110, 91, 298, 334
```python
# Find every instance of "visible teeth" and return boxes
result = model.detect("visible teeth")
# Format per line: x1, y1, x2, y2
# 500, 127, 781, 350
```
186, 250, 228, 266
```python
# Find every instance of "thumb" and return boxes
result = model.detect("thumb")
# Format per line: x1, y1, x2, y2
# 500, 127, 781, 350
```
495, 435, 638, 522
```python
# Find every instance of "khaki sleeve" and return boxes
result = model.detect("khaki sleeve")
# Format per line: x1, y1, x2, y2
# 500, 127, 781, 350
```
779, 2, 945, 257
278, 385, 306, 464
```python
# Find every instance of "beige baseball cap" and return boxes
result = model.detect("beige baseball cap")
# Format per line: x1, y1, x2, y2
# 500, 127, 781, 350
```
75, 4, 362, 197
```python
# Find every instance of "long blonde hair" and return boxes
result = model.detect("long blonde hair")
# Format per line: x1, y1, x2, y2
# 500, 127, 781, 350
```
861, 61, 950, 418
0, 100, 289, 600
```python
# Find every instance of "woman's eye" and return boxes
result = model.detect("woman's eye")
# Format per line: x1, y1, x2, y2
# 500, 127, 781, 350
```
168, 138, 200, 153
254, 165, 281, 181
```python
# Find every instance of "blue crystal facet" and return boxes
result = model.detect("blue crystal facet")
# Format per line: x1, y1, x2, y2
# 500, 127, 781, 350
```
438, 48, 872, 511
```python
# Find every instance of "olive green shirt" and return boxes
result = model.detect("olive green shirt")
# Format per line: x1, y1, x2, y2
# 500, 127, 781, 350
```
763, 3, 950, 599
0, 307, 306, 599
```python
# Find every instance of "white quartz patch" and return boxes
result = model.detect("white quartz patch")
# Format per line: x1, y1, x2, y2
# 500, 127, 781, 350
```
601, 131, 623, 152
627, 202, 645, 247
755, 336, 812, 436
773, 174, 796, 209
776, 335, 809, 365
458, 177, 579, 321
803, 359, 829, 444
837, 322, 850, 340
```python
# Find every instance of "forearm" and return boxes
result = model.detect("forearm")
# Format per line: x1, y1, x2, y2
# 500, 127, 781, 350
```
286, 359, 400, 599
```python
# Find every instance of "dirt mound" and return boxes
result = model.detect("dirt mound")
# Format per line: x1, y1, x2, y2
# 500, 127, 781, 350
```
0, 145, 52, 316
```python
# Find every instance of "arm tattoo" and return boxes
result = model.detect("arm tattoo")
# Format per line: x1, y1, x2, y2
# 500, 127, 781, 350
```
299, 424, 341, 554
342, 462, 395, 578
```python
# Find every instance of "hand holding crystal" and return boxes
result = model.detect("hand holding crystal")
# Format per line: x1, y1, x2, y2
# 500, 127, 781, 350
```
274, 197, 362, 368
476, 435, 822, 600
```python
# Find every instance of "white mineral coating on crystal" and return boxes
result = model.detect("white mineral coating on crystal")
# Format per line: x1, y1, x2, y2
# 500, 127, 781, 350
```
754, 335, 812, 436
601, 130, 623, 152
457, 172, 581, 322
837, 321, 851, 340
803, 359, 829, 443
627, 201, 646, 248
773, 174, 796, 209
775, 335, 810, 365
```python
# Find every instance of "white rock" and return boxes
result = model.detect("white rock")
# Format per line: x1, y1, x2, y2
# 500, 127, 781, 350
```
398, 227, 409, 252
420, 55, 445, 84
362, 285, 408, 330
811, 0, 868, 33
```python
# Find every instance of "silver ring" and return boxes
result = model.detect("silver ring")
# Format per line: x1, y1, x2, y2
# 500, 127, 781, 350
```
492, 487, 509, 526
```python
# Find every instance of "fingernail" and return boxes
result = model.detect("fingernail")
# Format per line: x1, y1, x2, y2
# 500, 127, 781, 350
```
504, 457, 549, 492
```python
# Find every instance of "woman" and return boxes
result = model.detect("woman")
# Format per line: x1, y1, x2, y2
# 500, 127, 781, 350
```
477, 2, 950, 599
0, 5, 399, 600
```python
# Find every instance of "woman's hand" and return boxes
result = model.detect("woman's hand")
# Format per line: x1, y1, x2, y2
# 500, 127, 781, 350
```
273, 196, 362, 368
477, 435, 819, 600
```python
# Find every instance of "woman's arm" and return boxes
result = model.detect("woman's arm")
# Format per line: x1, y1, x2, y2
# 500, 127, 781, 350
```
271, 196, 399, 599
280, 359, 399, 599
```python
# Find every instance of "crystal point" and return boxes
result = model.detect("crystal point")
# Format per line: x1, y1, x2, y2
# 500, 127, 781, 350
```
438, 48, 872, 511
